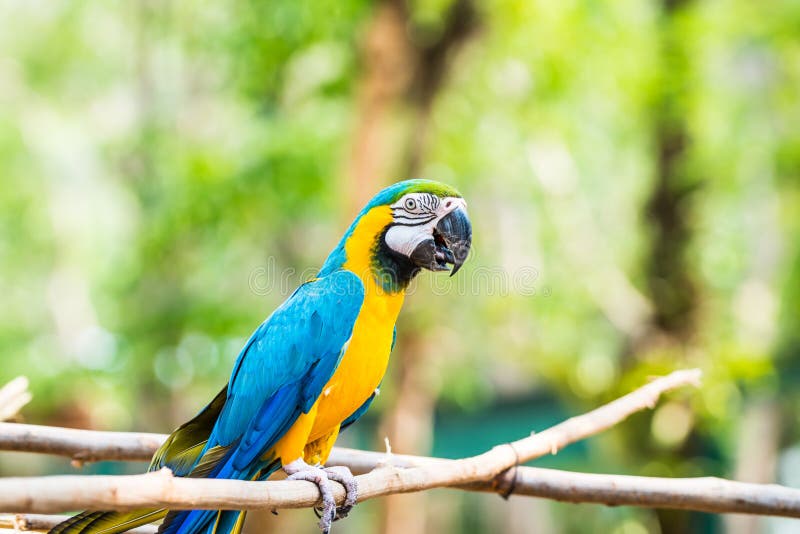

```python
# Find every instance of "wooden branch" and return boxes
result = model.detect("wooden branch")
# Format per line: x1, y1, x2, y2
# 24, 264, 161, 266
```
504, 467, 800, 517
0, 370, 703, 515
329, 448, 800, 516
0, 423, 164, 463
495, 368, 702, 463
7, 465, 800, 525
0, 377, 32, 422
4, 369, 800, 519
0, 369, 702, 465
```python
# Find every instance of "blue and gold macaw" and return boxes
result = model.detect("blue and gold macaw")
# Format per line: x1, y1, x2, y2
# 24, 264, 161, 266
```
51, 180, 471, 534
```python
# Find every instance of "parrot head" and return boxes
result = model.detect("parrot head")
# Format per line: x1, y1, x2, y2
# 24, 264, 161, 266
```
379, 180, 471, 276
321, 179, 472, 292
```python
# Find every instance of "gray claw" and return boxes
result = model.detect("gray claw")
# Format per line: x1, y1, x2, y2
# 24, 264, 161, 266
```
285, 461, 337, 533
324, 465, 358, 519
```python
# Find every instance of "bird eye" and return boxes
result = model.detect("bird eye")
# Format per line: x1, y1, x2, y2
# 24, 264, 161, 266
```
404, 198, 417, 211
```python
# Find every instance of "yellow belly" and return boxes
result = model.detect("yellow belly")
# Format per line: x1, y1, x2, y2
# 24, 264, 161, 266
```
309, 287, 404, 439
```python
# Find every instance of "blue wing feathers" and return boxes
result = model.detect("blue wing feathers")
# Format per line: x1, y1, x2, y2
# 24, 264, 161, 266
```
159, 271, 365, 534
210, 270, 363, 449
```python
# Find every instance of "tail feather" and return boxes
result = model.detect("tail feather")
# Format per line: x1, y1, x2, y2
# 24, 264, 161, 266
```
158, 509, 247, 534
225, 511, 247, 534
158, 509, 211, 534
48, 384, 288, 534
49, 511, 102, 534
48, 387, 228, 534
157, 460, 281, 534
211, 511, 247, 534
49, 510, 166, 534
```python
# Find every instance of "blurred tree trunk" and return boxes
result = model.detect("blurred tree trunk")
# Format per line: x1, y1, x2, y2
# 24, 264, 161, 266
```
342, 2, 479, 533
131, 0, 182, 434
644, 0, 697, 344
345, 0, 415, 213
753, 54, 800, 532
644, 0, 701, 532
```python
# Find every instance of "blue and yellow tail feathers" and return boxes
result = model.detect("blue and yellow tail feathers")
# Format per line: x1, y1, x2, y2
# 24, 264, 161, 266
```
49, 388, 228, 534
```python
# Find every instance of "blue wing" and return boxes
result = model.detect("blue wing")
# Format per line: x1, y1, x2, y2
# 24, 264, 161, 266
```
215, 270, 363, 452
160, 270, 364, 534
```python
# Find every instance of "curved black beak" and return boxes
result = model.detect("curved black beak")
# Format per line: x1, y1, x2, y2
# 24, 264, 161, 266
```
409, 207, 472, 276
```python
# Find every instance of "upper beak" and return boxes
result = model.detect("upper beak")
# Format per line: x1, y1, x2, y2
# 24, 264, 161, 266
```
409, 206, 472, 276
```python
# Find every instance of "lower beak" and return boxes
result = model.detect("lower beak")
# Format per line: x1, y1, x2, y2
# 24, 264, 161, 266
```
409, 207, 472, 276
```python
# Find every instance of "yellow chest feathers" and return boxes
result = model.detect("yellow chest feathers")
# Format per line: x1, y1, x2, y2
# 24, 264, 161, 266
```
310, 206, 405, 437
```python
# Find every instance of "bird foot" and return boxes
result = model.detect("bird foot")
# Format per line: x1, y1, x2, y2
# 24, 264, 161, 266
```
324, 465, 358, 519
284, 459, 358, 533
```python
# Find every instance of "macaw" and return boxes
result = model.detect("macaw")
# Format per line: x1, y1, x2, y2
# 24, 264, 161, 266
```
51, 179, 472, 534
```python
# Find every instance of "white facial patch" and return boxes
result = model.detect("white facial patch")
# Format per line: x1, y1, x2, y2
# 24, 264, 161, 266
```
384, 194, 466, 256
385, 221, 436, 256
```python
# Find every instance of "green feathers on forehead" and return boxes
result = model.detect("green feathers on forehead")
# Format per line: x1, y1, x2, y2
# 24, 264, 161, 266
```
366, 179, 463, 209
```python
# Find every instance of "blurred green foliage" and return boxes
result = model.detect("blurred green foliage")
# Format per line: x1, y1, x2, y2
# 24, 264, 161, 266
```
1, 0, 800, 533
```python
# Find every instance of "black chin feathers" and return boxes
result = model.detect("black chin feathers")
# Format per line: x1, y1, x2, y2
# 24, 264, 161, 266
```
372, 226, 420, 293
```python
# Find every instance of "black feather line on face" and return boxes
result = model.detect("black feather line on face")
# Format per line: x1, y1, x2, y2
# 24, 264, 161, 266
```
392, 194, 438, 224
421, 193, 439, 211
371, 225, 421, 293
391, 208, 431, 218
391, 214, 437, 226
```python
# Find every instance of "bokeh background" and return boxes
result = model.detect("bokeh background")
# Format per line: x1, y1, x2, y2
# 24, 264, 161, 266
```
2, 1, 800, 533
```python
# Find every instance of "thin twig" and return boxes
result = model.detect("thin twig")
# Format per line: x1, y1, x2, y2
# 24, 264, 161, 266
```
0, 377, 32, 422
